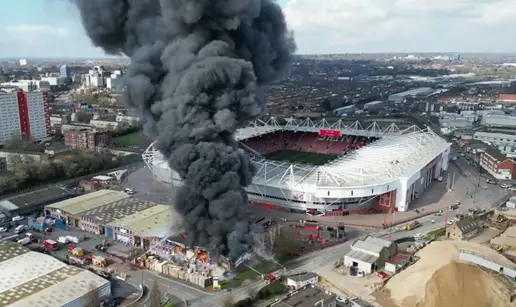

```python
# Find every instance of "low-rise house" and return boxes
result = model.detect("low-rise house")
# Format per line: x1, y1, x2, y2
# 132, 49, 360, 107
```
286, 273, 319, 290
343, 236, 397, 274
446, 217, 482, 240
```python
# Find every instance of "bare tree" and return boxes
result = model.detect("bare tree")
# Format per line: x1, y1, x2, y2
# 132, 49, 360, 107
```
75, 111, 93, 123
149, 280, 163, 307
268, 224, 279, 251
84, 282, 102, 307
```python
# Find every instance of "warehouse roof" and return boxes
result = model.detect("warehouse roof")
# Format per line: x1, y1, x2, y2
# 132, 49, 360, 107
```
45, 189, 130, 215
502, 226, 516, 239
364, 236, 393, 249
351, 239, 385, 255
345, 250, 379, 264
81, 198, 158, 224
107, 204, 177, 238
1, 187, 72, 210
276, 286, 335, 307
0, 241, 109, 307
390, 87, 433, 98
491, 236, 516, 247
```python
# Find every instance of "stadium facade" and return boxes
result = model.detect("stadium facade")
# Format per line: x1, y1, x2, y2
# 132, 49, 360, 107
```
143, 118, 451, 215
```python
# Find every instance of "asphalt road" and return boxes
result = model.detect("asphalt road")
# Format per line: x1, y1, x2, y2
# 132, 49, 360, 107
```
127, 270, 221, 307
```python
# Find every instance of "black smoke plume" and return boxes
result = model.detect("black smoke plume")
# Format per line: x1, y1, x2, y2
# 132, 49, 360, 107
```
72, 0, 296, 260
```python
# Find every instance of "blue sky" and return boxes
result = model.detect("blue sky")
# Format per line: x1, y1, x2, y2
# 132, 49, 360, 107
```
1, 0, 516, 58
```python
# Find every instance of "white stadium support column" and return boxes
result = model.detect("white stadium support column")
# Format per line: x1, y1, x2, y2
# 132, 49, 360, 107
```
435, 159, 442, 179
441, 149, 450, 171
396, 179, 408, 212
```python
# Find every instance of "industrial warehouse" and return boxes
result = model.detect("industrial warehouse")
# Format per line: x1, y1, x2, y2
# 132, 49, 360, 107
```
44, 190, 179, 250
0, 241, 110, 307
143, 117, 451, 214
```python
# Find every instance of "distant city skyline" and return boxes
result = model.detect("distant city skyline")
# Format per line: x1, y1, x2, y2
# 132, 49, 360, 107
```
0, 0, 516, 58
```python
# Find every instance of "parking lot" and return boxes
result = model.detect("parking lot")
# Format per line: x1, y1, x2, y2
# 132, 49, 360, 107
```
0, 216, 139, 299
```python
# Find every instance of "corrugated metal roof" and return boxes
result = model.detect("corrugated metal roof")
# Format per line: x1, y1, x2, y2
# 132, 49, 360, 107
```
352, 239, 384, 254
107, 204, 177, 238
345, 250, 379, 264
364, 236, 393, 248
45, 190, 130, 215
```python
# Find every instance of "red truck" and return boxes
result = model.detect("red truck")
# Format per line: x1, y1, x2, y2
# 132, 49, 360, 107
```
43, 239, 58, 251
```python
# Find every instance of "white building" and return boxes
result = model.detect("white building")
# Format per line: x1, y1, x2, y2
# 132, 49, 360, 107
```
333, 105, 355, 116
482, 115, 516, 128
473, 131, 516, 157
41, 76, 68, 86
286, 273, 319, 290
19, 59, 27, 66
364, 101, 383, 110
144, 118, 451, 213
0, 93, 22, 144
90, 119, 119, 130
0, 241, 111, 307
344, 237, 396, 274
1, 80, 38, 92
50, 116, 64, 127
115, 115, 140, 124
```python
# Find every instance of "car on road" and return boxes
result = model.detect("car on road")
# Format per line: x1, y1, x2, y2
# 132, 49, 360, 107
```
337, 296, 349, 303
0, 227, 8, 232
487, 179, 496, 184
501, 184, 510, 189
12, 216, 23, 222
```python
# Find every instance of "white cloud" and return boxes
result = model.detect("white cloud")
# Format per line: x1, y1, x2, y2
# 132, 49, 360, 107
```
5, 25, 68, 37
282, 0, 516, 53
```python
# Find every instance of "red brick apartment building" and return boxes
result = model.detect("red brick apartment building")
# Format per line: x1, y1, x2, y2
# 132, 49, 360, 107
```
63, 129, 112, 151
479, 147, 516, 180
498, 94, 516, 104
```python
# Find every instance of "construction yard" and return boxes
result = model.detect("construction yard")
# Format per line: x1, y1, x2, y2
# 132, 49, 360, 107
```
280, 220, 346, 253
374, 240, 516, 307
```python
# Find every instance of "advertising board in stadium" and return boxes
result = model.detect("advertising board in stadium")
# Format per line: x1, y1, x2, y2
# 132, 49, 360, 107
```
319, 129, 340, 137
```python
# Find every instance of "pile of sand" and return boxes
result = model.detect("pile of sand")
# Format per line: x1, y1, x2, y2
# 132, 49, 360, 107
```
385, 240, 516, 307
416, 262, 513, 307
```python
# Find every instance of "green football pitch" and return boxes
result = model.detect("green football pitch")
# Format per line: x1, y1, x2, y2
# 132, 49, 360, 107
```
265, 150, 338, 166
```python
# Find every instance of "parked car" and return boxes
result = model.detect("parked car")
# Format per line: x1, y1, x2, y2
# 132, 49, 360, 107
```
0, 227, 7, 232
12, 216, 24, 222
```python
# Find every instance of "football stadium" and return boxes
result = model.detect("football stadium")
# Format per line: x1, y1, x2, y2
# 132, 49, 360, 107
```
143, 118, 451, 215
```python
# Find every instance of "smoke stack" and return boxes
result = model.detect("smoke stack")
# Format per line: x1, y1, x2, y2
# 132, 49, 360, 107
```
72, 0, 296, 260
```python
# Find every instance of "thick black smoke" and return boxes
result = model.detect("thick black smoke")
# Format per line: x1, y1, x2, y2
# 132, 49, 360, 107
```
72, 0, 295, 260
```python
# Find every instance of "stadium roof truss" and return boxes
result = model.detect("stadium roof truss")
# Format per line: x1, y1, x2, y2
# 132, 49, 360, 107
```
143, 117, 450, 189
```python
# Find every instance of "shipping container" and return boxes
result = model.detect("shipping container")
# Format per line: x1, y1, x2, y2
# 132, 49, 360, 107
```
28, 217, 48, 232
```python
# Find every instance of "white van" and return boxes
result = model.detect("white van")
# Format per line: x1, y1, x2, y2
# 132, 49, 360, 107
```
124, 188, 136, 195
17, 238, 30, 246
14, 225, 26, 234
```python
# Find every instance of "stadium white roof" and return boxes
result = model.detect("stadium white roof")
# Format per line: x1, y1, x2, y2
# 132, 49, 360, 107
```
0, 242, 109, 307
144, 117, 450, 188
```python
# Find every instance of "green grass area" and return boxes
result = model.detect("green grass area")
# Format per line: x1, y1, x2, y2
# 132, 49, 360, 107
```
219, 260, 282, 288
163, 300, 177, 307
426, 227, 446, 240
114, 132, 150, 147
266, 150, 337, 165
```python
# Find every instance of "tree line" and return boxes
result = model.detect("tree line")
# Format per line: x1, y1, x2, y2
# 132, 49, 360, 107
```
0, 151, 128, 196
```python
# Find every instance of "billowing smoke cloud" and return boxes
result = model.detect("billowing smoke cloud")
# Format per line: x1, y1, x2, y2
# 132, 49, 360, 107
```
72, 0, 295, 259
